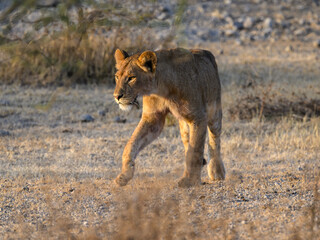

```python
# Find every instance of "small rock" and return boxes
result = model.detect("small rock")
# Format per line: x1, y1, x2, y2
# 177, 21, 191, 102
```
224, 29, 237, 37
23, 186, 29, 191
280, 20, 290, 29
233, 21, 244, 30
0, 130, 10, 137
201, 2, 209, 10
249, 34, 255, 41
313, 39, 320, 48
263, 28, 272, 39
98, 110, 107, 116
115, 116, 126, 124
298, 18, 306, 25
243, 17, 254, 29
294, 28, 306, 36
82, 221, 89, 226
211, 9, 223, 19
197, 29, 220, 41
25, 11, 43, 22
225, 16, 234, 25
160, 6, 172, 14
235, 39, 243, 45
208, 29, 220, 41
157, 12, 168, 21
263, 18, 273, 29
80, 114, 94, 122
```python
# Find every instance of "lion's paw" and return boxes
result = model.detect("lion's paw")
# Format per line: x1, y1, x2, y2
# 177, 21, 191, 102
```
208, 161, 226, 181
114, 174, 130, 186
208, 170, 225, 181
178, 177, 200, 188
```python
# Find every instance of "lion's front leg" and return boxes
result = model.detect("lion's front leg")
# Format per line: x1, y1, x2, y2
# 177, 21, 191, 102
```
115, 112, 166, 186
178, 120, 207, 187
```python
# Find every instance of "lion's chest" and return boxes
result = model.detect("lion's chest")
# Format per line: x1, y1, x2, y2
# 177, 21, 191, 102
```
146, 93, 200, 123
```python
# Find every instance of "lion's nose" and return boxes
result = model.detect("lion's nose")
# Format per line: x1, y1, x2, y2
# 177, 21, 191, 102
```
114, 93, 123, 101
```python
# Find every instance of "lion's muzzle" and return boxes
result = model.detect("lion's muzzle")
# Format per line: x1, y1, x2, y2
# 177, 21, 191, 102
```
114, 94, 140, 111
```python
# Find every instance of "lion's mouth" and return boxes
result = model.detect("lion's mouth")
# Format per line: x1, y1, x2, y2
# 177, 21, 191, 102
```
130, 96, 140, 109
118, 96, 140, 111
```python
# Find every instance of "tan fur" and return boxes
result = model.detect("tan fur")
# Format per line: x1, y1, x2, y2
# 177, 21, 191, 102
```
113, 48, 225, 187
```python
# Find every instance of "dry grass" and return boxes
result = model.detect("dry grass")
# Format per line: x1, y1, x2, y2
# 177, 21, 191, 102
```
0, 42, 320, 239
0, 28, 161, 85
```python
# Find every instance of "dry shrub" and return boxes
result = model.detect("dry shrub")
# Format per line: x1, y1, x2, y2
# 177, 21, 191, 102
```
229, 95, 320, 120
0, 2, 177, 86
228, 83, 320, 120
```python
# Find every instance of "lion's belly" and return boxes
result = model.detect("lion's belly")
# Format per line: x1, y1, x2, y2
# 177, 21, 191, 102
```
166, 98, 207, 123
168, 104, 185, 120
145, 92, 209, 123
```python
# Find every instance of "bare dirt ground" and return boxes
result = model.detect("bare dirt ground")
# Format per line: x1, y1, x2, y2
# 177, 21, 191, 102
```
0, 42, 319, 239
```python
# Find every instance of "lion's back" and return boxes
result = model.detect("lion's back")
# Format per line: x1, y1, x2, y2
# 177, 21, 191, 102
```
155, 48, 221, 101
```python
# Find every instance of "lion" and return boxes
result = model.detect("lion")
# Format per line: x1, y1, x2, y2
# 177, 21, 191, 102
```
113, 48, 225, 187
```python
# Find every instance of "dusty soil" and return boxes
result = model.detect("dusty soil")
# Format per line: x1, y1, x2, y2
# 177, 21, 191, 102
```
0, 42, 319, 239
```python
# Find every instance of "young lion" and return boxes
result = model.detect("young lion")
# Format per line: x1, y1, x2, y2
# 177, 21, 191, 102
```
113, 48, 225, 187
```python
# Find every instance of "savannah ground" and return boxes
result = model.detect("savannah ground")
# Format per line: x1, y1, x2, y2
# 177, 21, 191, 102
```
1, 41, 319, 239
1, 0, 320, 239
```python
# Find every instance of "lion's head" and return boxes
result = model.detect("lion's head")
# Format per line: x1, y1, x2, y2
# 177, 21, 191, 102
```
113, 49, 157, 111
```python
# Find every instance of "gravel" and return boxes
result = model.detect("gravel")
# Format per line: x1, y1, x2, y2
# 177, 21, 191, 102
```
1, 0, 319, 46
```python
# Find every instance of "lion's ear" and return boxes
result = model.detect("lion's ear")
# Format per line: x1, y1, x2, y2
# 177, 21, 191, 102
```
115, 49, 129, 64
138, 51, 157, 73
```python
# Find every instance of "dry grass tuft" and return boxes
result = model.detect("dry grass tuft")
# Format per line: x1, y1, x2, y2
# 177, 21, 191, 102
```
115, 191, 186, 240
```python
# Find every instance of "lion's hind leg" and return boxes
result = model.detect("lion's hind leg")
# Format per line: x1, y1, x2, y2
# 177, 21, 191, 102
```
207, 104, 225, 181
179, 120, 207, 166
178, 119, 207, 187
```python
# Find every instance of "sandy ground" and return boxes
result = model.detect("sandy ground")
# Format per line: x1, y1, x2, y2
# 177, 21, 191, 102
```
0, 42, 319, 239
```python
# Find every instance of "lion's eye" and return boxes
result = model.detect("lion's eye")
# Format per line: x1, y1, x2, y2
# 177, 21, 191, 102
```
127, 76, 136, 82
